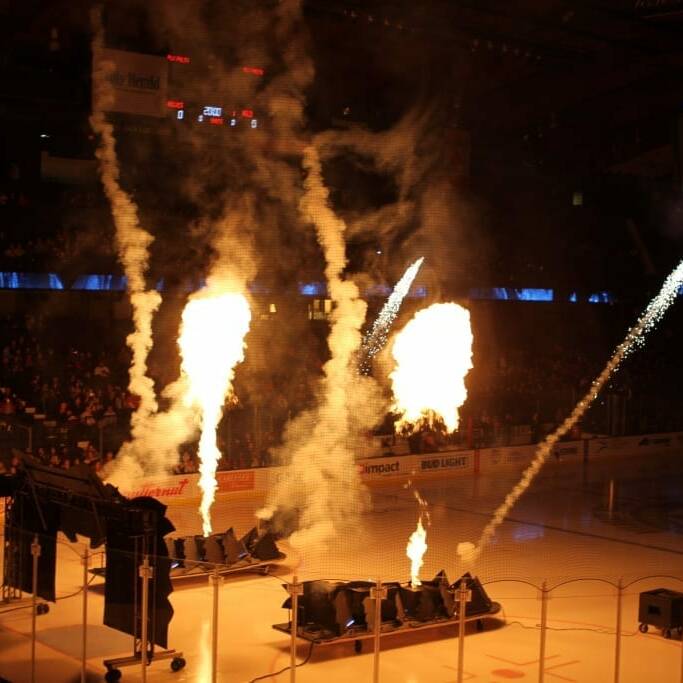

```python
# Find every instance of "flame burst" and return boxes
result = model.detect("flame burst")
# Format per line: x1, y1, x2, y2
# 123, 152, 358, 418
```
178, 290, 251, 536
406, 517, 428, 586
390, 302, 473, 433
359, 257, 425, 373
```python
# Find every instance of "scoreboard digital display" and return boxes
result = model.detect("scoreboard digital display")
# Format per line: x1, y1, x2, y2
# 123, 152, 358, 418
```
169, 104, 259, 129
166, 56, 264, 132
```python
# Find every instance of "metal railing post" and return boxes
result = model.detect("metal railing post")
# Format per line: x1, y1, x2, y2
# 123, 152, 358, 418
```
457, 580, 470, 683
209, 566, 222, 683
371, 579, 387, 683
539, 582, 549, 683
614, 578, 622, 683
30, 534, 40, 683
82, 545, 89, 683
608, 480, 615, 522
139, 555, 153, 683
288, 576, 303, 683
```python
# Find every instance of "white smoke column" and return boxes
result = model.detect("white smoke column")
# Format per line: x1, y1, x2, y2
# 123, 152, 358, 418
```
268, 144, 368, 548
391, 303, 473, 433
459, 259, 683, 565
177, 286, 251, 536
90, 11, 161, 431
105, 223, 257, 491
359, 257, 425, 373
104, 379, 196, 489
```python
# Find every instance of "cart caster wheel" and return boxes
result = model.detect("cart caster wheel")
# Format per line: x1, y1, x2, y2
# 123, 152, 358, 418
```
354, 640, 362, 654
171, 657, 186, 672
664, 629, 672, 639
36, 603, 49, 615
260, 566, 270, 576
638, 623, 648, 633
475, 619, 484, 632
104, 668, 122, 682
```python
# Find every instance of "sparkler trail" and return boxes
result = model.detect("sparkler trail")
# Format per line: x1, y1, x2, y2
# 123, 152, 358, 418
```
359, 257, 424, 373
263, 144, 374, 550
459, 259, 683, 565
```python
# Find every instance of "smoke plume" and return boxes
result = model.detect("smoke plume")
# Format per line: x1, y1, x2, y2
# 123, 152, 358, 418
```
97, 0, 455, 530
90, 9, 162, 481
264, 145, 384, 549
107, 205, 258, 491
92, 3, 268, 491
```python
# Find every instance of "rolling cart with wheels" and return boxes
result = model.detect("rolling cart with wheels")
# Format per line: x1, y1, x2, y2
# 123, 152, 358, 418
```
638, 588, 683, 639
101, 525, 184, 680
104, 651, 186, 681
274, 602, 503, 653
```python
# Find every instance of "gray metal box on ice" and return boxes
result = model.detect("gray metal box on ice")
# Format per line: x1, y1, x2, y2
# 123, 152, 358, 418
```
638, 588, 683, 635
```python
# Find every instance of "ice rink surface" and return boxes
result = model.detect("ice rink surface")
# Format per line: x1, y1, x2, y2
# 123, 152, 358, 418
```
2, 449, 683, 682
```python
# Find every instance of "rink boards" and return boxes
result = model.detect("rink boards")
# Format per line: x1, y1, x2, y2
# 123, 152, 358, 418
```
117, 430, 683, 503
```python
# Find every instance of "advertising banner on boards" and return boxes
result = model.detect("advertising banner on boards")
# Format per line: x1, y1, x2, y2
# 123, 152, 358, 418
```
357, 456, 403, 479
634, 0, 683, 19
478, 445, 535, 473
113, 431, 683, 502
216, 469, 255, 492
357, 451, 474, 482
551, 440, 584, 461
124, 475, 196, 500
587, 436, 637, 457
587, 432, 682, 457
413, 452, 473, 476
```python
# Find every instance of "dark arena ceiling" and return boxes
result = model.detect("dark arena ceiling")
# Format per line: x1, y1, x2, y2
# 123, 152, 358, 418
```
1, 0, 682, 294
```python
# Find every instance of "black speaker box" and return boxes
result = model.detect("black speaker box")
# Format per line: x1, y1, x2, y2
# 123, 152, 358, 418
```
203, 534, 225, 564
450, 572, 493, 616
222, 528, 248, 564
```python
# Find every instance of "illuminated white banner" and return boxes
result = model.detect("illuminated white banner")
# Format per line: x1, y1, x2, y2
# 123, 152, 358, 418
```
94, 48, 168, 118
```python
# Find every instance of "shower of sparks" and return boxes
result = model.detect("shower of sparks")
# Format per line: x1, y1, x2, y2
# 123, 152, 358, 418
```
404, 479, 432, 525
359, 257, 425, 373
459, 259, 683, 565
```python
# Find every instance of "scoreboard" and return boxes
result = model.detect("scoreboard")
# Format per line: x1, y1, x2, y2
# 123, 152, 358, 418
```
165, 54, 262, 131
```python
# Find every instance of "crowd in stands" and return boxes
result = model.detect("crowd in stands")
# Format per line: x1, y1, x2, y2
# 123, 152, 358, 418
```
0, 312, 296, 475
0, 178, 118, 273
0, 313, 134, 473
0, 300, 681, 479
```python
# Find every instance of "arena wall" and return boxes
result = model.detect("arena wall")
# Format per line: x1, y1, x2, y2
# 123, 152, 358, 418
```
118, 430, 683, 504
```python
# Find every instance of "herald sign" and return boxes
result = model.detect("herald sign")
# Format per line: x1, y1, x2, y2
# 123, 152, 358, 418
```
94, 48, 168, 118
